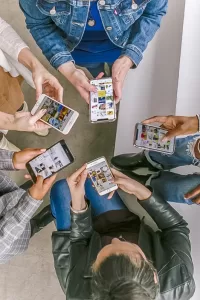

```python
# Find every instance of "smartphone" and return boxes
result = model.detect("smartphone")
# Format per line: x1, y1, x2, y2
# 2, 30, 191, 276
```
31, 94, 79, 135
86, 156, 118, 196
90, 78, 116, 123
26, 140, 74, 182
133, 123, 175, 154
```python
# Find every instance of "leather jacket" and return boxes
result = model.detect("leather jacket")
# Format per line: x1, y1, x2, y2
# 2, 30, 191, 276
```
52, 191, 195, 300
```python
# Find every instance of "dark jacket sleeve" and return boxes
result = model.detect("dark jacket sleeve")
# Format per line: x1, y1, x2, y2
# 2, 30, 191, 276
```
51, 205, 93, 293
139, 190, 194, 276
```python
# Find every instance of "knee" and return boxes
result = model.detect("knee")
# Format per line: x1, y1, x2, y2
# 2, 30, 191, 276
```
50, 179, 69, 197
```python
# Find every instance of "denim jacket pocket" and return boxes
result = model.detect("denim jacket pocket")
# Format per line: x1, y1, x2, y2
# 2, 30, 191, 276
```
36, 0, 71, 16
113, 0, 150, 24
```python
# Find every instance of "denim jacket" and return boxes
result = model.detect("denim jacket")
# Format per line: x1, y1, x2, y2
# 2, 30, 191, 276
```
20, 0, 168, 69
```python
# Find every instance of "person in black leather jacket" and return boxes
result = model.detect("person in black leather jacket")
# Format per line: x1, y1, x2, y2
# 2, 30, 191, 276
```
50, 164, 195, 300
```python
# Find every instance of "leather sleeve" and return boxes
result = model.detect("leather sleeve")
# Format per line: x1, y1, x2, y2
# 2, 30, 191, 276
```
51, 205, 93, 293
139, 190, 194, 277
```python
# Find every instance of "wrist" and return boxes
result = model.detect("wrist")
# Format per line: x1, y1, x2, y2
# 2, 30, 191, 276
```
18, 48, 42, 72
12, 152, 20, 170
58, 62, 76, 80
134, 186, 152, 201
121, 55, 134, 68
72, 198, 86, 211
28, 188, 43, 201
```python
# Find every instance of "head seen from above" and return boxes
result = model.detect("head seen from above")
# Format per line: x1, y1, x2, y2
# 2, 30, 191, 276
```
91, 238, 159, 300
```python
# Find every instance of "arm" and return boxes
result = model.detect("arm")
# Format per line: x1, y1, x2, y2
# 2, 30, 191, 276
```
0, 17, 28, 61
121, 0, 168, 66
52, 165, 92, 292
0, 190, 42, 262
52, 205, 93, 293
19, 0, 73, 70
0, 149, 15, 171
140, 190, 194, 276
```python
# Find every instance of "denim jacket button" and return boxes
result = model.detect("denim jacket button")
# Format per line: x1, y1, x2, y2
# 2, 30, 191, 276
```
50, 7, 56, 15
99, 0, 106, 5
106, 26, 112, 31
132, 3, 138, 10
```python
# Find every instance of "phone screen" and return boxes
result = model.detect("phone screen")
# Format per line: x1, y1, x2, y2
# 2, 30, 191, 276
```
135, 124, 175, 153
90, 79, 115, 122
28, 142, 72, 179
87, 159, 117, 194
35, 96, 74, 131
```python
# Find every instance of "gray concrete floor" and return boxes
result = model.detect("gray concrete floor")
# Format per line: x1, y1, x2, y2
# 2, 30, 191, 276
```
0, 1, 117, 299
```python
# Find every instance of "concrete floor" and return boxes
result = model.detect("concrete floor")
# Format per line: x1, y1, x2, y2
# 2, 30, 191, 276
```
0, 1, 117, 299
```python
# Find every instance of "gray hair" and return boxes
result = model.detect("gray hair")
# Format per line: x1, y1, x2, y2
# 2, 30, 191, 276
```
92, 254, 159, 300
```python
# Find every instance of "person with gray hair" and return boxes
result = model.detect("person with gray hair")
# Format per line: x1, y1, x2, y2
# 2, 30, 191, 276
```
50, 165, 195, 300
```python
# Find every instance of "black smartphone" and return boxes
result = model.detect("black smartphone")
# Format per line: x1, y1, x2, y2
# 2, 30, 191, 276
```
26, 140, 74, 182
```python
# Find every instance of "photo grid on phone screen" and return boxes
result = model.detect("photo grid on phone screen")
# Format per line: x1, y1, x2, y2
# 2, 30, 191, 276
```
37, 96, 74, 131
90, 81, 115, 121
135, 124, 174, 152
87, 160, 116, 193
29, 143, 70, 179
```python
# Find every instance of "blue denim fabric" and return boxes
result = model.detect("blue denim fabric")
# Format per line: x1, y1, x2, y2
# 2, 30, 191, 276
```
146, 135, 200, 169
20, 0, 167, 69
146, 135, 200, 205
50, 178, 127, 230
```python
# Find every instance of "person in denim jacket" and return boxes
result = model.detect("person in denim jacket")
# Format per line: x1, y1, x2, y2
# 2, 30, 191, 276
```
20, 0, 168, 103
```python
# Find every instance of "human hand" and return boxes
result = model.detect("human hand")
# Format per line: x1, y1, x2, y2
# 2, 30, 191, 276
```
29, 174, 57, 201
13, 148, 46, 170
111, 168, 151, 200
13, 110, 50, 132
67, 164, 88, 211
32, 65, 63, 102
184, 185, 200, 204
59, 62, 104, 103
143, 115, 198, 141
112, 56, 133, 103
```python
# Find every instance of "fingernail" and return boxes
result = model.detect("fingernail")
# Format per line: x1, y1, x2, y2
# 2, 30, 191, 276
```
83, 170, 87, 175
40, 149, 46, 152
162, 138, 167, 142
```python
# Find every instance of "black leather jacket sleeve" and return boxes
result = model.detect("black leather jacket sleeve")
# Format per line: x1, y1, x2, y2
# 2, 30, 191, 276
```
51, 205, 93, 293
139, 190, 194, 276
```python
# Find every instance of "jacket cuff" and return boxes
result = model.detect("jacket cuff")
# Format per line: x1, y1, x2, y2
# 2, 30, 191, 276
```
50, 51, 75, 69
121, 44, 143, 67
0, 149, 15, 170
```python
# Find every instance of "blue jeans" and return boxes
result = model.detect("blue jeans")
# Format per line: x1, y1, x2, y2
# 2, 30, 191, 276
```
79, 63, 112, 78
50, 178, 127, 230
145, 135, 200, 205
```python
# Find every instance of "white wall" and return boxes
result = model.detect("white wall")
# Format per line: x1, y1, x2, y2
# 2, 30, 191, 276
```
115, 0, 200, 299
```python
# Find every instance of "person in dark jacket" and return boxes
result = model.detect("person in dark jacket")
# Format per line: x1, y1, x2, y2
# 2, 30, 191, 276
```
50, 164, 195, 300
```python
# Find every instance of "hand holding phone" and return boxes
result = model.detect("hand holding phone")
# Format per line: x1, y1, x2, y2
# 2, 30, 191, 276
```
87, 157, 118, 196
90, 78, 116, 123
67, 164, 88, 211
134, 123, 175, 154
31, 94, 79, 134
29, 174, 57, 201
26, 140, 74, 182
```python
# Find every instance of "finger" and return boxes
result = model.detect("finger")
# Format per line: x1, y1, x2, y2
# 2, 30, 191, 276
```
111, 168, 128, 179
24, 174, 32, 180
192, 195, 200, 205
184, 185, 200, 199
35, 78, 43, 101
143, 116, 167, 125
113, 178, 127, 186
113, 83, 121, 103
107, 191, 115, 200
57, 85, 64, 103
78, 170, 88, 188
44, 173, 57, 187
30, 109, 47, 123
34, 121, 51, 130
79, 88, 90, 104
70, 164, 87, 181
82, 81, 97, 93
96, 72, 104, 80
162, 127, 183, 141
35, 175, 44, 187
